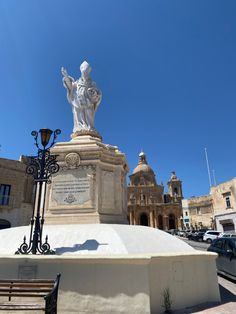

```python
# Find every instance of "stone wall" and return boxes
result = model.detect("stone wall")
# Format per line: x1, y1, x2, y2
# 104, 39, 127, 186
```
0, 252, 220, 314
0, 157, 33, 227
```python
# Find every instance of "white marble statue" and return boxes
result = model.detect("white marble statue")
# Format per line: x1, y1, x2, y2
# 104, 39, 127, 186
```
61, 61, 102, 133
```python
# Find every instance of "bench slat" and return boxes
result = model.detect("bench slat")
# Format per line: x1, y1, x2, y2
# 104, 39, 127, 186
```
0, 288, 52, 293
0, 286, 52, 290
0, 293, 47, 297
0, 279, 54, 283
0, 283, 53, 287
0, 303, 44, 310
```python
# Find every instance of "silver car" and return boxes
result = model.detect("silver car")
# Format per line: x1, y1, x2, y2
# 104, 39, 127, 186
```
207, 238, 236, 280
203, 230, 222, 243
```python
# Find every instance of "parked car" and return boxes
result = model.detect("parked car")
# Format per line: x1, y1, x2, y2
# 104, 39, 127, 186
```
207, 237, 236, 280
184, 230, 192, 238
203, 230, 222, 243
166, 229, 179, 235
198, 228, 208, 233
187, 230, 197, 240
191, 231, 205, 242
219, 233, 236, 238
177, 230, 186, 237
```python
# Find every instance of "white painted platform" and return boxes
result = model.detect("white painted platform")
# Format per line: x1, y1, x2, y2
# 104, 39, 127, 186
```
0, 224, 194, 255
0, 225, 220, 313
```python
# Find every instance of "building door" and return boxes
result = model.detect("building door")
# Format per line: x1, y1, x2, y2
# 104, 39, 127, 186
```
169, 214, 176, 229
158, 215, 163, 229
140, 213, 149, 226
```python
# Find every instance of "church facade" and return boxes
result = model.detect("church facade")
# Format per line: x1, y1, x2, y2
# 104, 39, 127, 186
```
127, 152, 183, 230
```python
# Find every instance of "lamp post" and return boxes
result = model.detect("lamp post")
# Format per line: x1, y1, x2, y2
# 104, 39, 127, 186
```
16, 128, 61, 255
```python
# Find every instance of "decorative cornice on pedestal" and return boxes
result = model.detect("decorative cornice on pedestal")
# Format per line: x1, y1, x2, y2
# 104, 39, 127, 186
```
71, 129, 102, 141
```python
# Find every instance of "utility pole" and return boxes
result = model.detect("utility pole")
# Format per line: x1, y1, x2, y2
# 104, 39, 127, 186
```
212, 169, 217, 186
204, 148, 212, 188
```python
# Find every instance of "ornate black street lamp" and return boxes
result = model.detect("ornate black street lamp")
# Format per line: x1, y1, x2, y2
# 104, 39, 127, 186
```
16, 128, 61, 255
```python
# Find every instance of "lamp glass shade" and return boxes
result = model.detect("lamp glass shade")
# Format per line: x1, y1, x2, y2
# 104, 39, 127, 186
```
39, 129, 53, 147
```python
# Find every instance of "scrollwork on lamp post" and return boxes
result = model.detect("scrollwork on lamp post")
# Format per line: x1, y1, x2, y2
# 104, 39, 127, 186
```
15, 128, 61, 255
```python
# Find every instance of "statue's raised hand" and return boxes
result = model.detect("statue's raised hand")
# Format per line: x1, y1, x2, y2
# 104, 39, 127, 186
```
61, 67, 68, 77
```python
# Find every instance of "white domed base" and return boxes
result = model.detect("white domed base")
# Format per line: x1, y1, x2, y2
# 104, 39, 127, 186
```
0, 224, 194, 255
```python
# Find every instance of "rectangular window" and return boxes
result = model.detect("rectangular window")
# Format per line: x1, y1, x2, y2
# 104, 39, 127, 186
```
0, 184, 11, 205
196, 207, 201, 215
185, 211, 188, 216
225, 196, 231, 208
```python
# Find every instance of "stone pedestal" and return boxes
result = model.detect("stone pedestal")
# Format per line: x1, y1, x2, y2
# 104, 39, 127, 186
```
45, 135, 129, 224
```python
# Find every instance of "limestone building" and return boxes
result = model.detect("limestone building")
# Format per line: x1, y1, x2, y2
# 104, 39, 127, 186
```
127, 152, 183, 230
182, 178, 236, 232
210, 178, 236, 233
0, 157, 33, 228
181, 195, 214, 230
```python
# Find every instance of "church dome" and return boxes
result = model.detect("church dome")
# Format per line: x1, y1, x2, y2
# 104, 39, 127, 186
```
132, 151, 154, 175
132, 163, 153, 174
130, 151, 156, 186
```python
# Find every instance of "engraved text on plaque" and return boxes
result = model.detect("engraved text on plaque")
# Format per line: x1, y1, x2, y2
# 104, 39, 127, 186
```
50, 167, 94, 207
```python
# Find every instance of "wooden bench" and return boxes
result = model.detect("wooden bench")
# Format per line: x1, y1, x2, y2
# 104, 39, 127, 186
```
0, 273, 61, 313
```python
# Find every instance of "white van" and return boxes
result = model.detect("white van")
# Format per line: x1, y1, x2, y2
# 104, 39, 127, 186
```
203, 230, 222, 243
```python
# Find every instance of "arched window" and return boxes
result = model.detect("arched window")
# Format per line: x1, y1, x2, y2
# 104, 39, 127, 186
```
158, 215, 163, 230
169, 214, 176, 229
0, 219, 11, 230
140, 213, 149, 226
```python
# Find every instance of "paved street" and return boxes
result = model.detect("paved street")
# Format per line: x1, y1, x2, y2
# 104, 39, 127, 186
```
178, 237, 210, 251
174, 237, 236, 313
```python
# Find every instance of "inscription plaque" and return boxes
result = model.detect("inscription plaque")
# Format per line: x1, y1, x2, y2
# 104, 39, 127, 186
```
50, 167, 94, 206
18, 265, 37, 279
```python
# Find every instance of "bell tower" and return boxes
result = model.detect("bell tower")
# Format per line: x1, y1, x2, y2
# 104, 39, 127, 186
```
167, 171, 183, 201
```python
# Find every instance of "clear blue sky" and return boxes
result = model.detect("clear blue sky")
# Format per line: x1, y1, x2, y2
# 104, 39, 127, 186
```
0, 0, 236, 198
